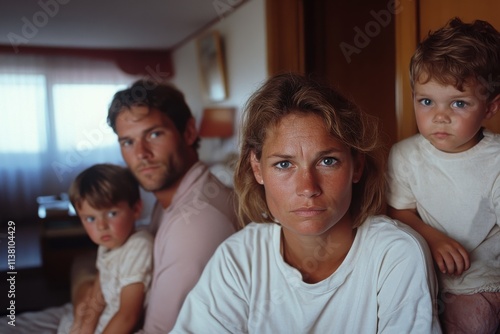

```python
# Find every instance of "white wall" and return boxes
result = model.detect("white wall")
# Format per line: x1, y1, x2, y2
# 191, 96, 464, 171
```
170, 0, 267, 164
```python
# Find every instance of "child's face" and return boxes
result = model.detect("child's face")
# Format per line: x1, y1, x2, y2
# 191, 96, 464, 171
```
77, 200, 142, 250
413, 77, 498, 153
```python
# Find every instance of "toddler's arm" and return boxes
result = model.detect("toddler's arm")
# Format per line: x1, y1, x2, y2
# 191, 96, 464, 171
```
102, 282, 145, 334
71, 273, 105, 334
388, 206, 470, 275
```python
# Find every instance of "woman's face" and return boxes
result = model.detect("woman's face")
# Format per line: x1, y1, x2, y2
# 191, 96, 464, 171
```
250, 113, 363, 237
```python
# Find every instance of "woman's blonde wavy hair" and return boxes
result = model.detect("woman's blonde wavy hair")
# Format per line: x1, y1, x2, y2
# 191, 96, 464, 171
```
233, 73, 386, 228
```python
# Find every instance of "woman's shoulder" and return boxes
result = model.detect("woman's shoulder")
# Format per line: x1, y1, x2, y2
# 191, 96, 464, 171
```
352, 216, 435, 282
212, 223, 279, 261
359, 216, 437, 294
206, 223, 278, 276
364, 215, 423, 236
361, 215, 430, 254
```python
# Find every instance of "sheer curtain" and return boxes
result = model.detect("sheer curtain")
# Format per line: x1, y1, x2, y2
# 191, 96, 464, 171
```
0, 53, 139, 222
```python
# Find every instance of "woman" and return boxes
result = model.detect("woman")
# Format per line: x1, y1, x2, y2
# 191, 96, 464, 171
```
171, 73, 441, 333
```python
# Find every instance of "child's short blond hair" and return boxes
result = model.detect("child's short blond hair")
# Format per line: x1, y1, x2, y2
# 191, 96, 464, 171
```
410, 17, 500, 101
69, 163, 140, 211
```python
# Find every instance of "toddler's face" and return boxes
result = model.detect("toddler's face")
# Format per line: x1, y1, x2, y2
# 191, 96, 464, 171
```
77, 200, 141, 250
413, 78, 497, 153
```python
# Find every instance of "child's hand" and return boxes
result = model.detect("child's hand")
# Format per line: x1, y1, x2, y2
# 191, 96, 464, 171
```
427, 230, 470, 275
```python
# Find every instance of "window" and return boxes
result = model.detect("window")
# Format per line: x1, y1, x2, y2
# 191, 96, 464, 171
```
0, 53, 139, 222
0, 74, 47, 152
53, 84, 125, 152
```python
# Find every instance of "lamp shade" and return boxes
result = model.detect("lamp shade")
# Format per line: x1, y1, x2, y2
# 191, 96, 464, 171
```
199, 107, 235, 138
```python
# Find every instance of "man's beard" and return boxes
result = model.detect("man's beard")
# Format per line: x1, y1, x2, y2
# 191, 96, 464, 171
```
136, 155, 186, 192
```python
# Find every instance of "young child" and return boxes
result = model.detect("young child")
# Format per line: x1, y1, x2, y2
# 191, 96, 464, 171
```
386, 17, 500, 333
65, 163, 153, 333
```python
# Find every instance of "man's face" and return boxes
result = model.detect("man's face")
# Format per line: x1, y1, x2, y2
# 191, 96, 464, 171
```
115, 106, 191, 192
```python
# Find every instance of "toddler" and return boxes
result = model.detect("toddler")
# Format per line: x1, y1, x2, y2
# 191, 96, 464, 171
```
386, 17, 500, 333
66, 163, 153, 333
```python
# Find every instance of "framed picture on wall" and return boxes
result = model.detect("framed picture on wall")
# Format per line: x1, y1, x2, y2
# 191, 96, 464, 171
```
197, 31, 228, 102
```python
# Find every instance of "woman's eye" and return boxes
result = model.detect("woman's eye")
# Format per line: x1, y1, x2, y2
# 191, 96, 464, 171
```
320, 157, 337, 166
275, 161, 291, 169
85, 217, 95, 223
419, 98, 432, 106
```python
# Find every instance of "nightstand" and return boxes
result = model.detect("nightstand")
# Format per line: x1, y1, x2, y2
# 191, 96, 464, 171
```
37, 195, 96, 289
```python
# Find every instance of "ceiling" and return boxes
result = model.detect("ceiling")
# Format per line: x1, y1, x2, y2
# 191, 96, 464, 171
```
0, 0, 240, 50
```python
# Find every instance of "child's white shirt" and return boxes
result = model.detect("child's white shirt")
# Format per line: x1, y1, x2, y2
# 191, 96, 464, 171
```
387, 130, 500, 294
96, 229, 153, 332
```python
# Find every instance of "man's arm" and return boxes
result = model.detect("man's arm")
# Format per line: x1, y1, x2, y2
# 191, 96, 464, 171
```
71, 273, 105, 334
102, 283, 145, 334
387, 206, 470, 275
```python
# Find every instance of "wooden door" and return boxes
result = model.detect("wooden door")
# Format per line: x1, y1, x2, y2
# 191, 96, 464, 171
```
303, 0, 398, 148
419, 0, 500, 35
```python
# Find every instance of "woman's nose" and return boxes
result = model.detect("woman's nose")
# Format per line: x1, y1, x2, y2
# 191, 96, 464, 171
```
296, 169, 321, 198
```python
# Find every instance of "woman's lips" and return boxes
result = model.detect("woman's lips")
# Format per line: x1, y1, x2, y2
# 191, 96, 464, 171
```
292, 207, 326, 217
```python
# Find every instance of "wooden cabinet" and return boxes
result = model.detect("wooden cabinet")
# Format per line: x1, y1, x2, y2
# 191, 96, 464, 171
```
41, 216, 96, 288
